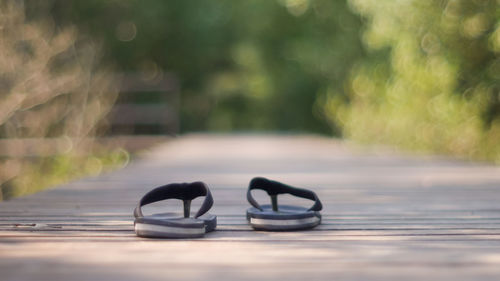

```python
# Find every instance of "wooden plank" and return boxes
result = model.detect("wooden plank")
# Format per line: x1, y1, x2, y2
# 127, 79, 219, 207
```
1, 134, 500, 280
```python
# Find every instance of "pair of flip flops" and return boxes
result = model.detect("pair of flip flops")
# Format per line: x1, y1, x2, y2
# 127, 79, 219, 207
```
133, 177, 323, 238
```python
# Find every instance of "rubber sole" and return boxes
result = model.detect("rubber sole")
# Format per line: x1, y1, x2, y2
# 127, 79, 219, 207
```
247, 205, 321, 231
134, 213, 216, 238
135, 223, 206, 238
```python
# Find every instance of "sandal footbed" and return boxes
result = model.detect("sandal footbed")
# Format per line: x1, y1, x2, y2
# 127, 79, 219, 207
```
246, 205, 319, 220
134, 213, 216, 238
246, 205, 321, 231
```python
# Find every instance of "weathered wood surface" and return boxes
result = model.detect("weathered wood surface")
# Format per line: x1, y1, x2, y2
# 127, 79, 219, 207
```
1, 134, 500, 281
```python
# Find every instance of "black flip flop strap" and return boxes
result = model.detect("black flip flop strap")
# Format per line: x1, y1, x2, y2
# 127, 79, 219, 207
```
247, 177, 322, 212
134, 182, 213, 219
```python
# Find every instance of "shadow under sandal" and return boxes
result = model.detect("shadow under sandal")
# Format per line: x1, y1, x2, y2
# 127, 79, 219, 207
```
134, 182, 216, 238
246, 177, 323, 231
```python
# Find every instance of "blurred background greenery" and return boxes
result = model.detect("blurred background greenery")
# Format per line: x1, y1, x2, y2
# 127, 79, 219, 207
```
43, 0, 365, 134
1, 0, 499, 198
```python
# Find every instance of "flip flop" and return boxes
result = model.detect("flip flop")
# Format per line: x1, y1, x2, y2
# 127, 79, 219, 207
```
246, 177, 323, 231
134, 182, 216, 238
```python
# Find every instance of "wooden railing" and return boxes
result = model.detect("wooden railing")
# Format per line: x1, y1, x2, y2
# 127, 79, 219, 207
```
0, 72, 180, 158
108, 72, 180, 135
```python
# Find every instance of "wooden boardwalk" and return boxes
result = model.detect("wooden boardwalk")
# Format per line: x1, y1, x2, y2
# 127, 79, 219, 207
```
1, 134, 500, 281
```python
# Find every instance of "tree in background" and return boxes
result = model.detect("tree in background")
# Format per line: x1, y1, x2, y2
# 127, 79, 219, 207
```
22, 0, 500, 162
46, 0, 365, 134
325, 0, 500, 162
0, 0, 122, 198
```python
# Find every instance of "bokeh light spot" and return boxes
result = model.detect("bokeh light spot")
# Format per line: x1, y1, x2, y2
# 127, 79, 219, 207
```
115, 21, 137, 42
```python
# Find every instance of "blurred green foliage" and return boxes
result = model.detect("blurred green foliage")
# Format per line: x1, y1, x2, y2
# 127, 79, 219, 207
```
25, 0, 500, 162
328, 0, 500, 162
0, 0, 124, 199
40, 0, 365, 134
1, 149, 129, 199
